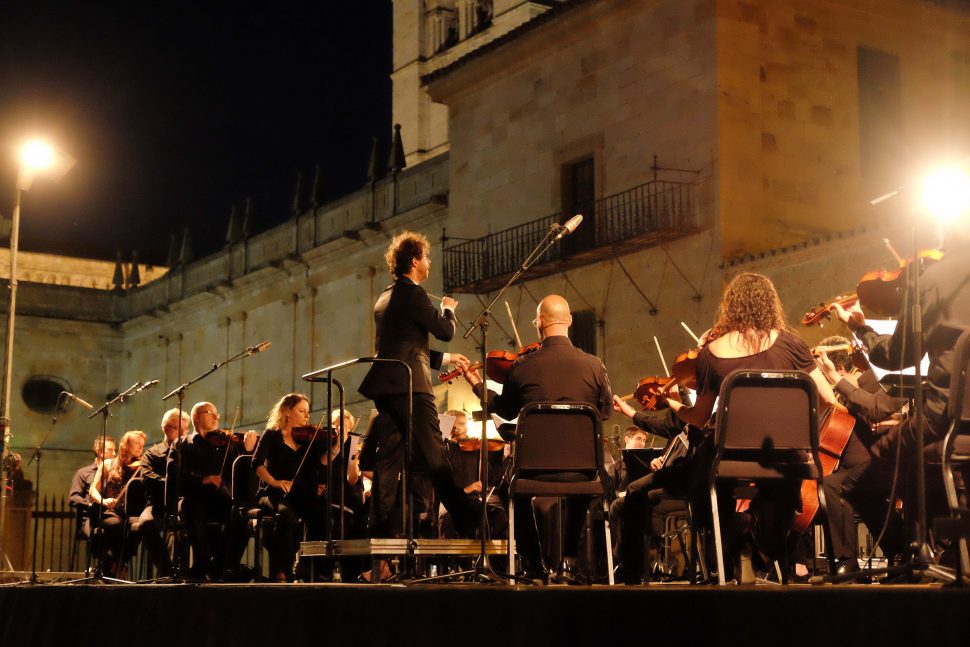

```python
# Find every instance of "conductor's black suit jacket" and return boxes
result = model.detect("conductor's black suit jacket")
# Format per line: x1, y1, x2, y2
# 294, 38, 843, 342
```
359, 277, 454, 399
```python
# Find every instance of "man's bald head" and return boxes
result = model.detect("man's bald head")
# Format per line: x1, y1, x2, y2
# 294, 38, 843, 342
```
191, 402, 220, 435
535, 295, 572, 338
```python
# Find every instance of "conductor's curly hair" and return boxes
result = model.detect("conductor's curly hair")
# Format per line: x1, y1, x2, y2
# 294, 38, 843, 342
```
385, 231, 430, 277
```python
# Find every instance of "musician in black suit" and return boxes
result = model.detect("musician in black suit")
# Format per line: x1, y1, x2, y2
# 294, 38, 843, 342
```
358, 231, 474, 537
137, 407, 191, 577
461, 294, 612, 581
175, 402, 257, 579
815, 336, 907, 572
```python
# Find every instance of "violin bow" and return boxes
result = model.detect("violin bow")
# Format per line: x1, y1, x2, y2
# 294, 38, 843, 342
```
218, 405, 242, 474
287, 408, 329, 498
505, 301, 524, 348
653, 336, 671, 378
680, 322, 700, 345
114, 461, 144, 512
882, 238, 904, 266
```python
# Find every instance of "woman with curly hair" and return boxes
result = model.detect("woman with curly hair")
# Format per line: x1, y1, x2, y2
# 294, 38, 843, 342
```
666, 273, 838, 580
669, 272, 837, 426
90, 429, 147, 577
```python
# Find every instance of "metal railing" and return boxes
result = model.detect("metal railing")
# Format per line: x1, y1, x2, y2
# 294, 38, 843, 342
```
443, 178, 700, 292
27, 496, 77, 573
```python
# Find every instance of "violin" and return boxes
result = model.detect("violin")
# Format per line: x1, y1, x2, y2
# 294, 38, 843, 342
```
802, 247, 944, 325
619, 375, 682, 411
454, 437, 506, 452
204, 428, 252, 448
618, 331, 719, 412
669, 327, 722, 391
290, 425, 339, 445
438, 342, 542, 384
811, 340, 869, 372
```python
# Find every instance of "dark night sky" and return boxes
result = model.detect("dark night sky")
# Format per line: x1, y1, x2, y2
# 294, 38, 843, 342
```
0, 1, 392, 266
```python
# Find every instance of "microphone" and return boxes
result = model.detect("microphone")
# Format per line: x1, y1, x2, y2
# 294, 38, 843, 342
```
136, 380, 159, 393
246, 340, 272, 355
62, 391, 94, 410
554, 214, 584, 241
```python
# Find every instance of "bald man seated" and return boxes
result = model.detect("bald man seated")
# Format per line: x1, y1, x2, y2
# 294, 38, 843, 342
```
461, 295, 613, 582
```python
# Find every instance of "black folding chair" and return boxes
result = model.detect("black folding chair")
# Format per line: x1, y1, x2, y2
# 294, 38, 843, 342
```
231, 454, 273, 579
938, 327, 970, 581
709, 369, 835, 584
508, 402, 615, 585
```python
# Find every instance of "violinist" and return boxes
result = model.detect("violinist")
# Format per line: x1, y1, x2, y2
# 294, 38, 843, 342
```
68, 436, 116, 544
814, 335, 907, 573
137, 408, 191, 577
317, 408, 366, 539
461, 294, 612, 582
439, 410, 508, 539
357, 230, 476, 538
89, 430, 147, 578
251, 393, 325, 582
664, 273, 839, 577
177, 401, 258, 580
610, 401, 694, 585
823, 214, 970, 563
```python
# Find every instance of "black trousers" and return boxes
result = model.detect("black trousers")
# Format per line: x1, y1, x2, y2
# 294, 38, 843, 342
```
137, 504, 171, 576
259, 492, 324, 578
371, 394, 475, 536
618, 460, 691, 584
182, 488, 247, 578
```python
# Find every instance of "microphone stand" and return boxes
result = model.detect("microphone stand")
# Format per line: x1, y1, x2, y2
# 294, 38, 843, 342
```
423, 221, 572, 584
64, 381, 151, 584
154, 341, 270, 583
819, 184, 956, 585
26, 402, 61, 584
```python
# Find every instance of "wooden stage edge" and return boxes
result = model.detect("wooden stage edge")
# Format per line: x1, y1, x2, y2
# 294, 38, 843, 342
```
2, 578, 970, 647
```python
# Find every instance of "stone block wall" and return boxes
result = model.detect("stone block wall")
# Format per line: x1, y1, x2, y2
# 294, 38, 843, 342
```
716, 0, 970, 259
429, 0, 718, 239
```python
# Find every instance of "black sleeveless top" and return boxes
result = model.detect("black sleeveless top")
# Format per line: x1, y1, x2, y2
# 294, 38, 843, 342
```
695, 329, 816, 398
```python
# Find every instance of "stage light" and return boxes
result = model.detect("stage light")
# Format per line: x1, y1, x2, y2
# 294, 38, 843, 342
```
1, 139, 74, 551
19, 139, 56, 171
921, 164, 970, 223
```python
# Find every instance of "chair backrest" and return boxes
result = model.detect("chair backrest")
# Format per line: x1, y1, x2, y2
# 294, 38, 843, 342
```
947, 327, 970, 425
715, 369, 819, 458
514, 402, 603, 474
122, 477, 146, 519
231, 454, 259, 504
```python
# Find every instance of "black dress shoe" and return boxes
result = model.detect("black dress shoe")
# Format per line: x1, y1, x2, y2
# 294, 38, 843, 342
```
836, 559, 860, 575
550, 560, 587, 585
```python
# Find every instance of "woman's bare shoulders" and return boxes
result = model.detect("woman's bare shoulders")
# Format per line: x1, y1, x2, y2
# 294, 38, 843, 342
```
707, 329, 780, 358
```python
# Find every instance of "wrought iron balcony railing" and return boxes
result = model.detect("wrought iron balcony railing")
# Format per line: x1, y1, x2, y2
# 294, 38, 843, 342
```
443, 178, 701, 293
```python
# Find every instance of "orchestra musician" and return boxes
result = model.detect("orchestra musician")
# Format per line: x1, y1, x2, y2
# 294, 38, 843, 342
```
664, 273, 839, 578
89, 430, 147, 578
814, 336, 907, 573
460, 294, 613, 583
69, 436, 116, 544
137, 408, 192, 577
176, 401, 258, 580
251, 393, 326, 582
318, 408, 366, 539
822, 216, 970, 565
357, 231, 476, 538
608, 405, 693, 585
439, 409, 508, 539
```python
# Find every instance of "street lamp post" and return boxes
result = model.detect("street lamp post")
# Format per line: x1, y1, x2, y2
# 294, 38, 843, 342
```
0, 140, 74, 559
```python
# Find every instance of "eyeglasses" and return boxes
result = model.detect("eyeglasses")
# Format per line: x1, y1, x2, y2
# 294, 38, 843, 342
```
200, 410, 218, 417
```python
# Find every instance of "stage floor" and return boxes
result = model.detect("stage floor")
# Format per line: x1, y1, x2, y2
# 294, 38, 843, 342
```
2, 577, 970, 647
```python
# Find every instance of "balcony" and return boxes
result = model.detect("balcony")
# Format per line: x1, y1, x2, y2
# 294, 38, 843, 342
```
443, 178, 703, 293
